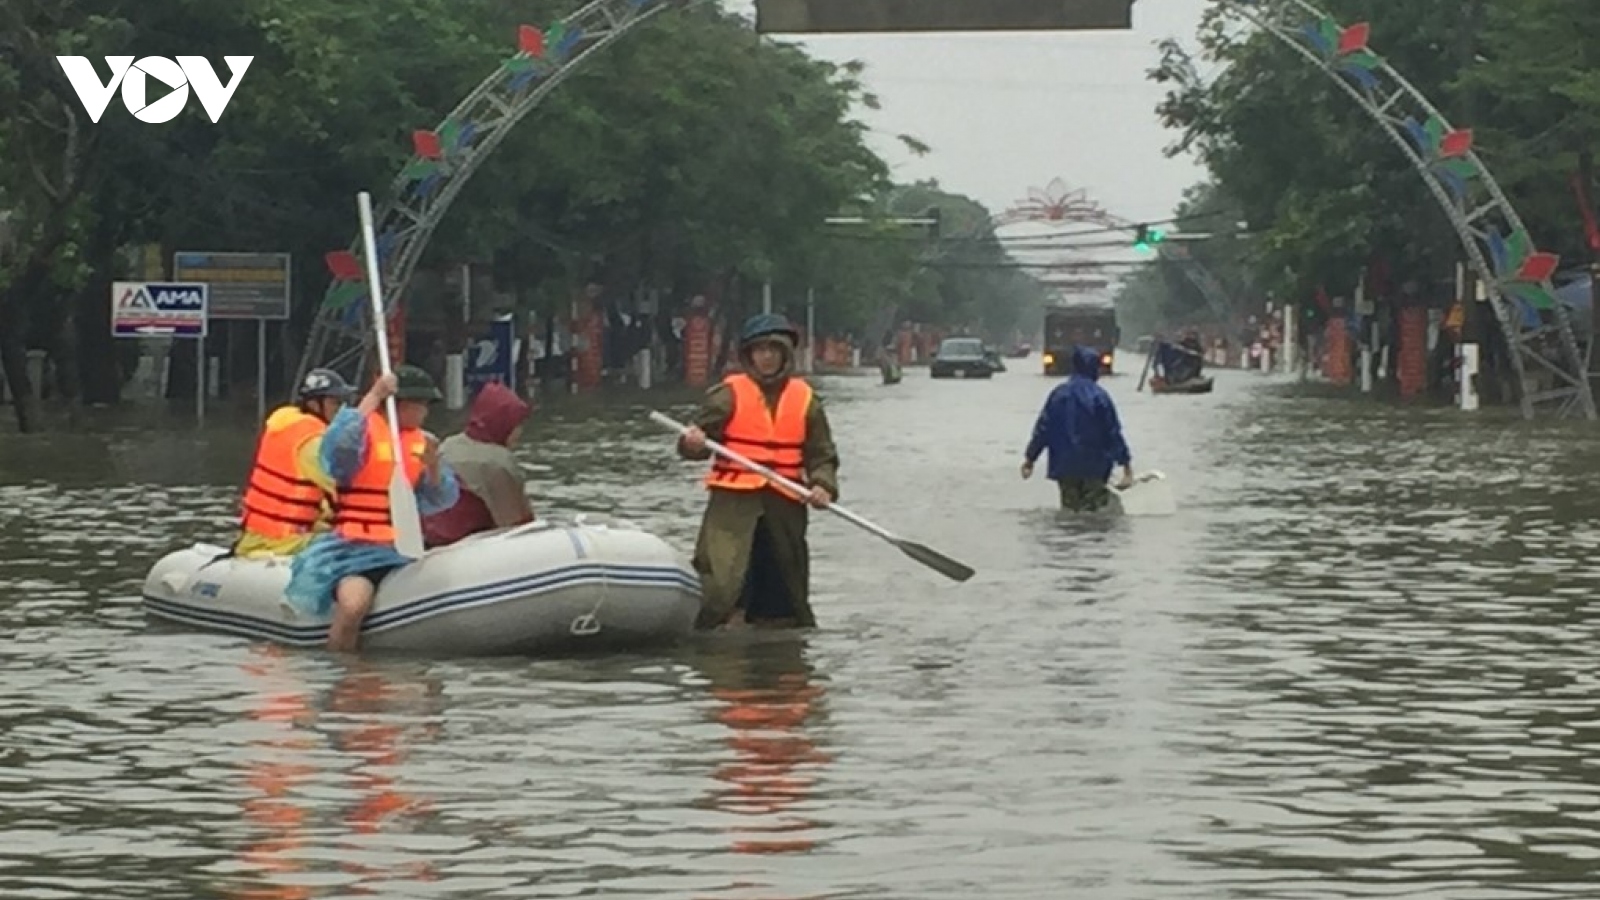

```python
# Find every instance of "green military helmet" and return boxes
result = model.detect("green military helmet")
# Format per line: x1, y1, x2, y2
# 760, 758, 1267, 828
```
393, 364, 442, 401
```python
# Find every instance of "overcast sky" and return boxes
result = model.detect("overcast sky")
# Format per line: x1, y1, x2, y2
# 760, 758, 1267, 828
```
719, 0, 1211, 225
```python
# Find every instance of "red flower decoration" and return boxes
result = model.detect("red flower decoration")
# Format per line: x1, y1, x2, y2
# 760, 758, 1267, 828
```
412, 129, 442, 160
1337, 22, 1371, 55
324, 250, 362, 281
518, 25, 545, 57
1440, 129, 1473, 159
1516, 252, 1559, 283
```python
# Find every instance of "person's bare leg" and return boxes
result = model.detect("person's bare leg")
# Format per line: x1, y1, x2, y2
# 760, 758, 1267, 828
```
328, 576, 376, 652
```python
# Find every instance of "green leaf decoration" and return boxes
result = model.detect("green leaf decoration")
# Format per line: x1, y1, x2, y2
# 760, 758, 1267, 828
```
1506, 228, 1531, 269
401, 158, 436, 181
1510, 284, 1558, 310
1345, 50, 1381, 70
327, 281, 364, 311
1317, 18, 1339, 51
1424, 115, 1445, 150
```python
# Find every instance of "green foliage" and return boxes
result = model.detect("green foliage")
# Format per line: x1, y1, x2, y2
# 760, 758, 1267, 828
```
0, 0, 1045, 417
1128, 0, 1600, 329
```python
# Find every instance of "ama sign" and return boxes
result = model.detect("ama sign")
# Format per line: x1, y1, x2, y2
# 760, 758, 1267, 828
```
111, 281, 210, 338
56, 56, 253, 123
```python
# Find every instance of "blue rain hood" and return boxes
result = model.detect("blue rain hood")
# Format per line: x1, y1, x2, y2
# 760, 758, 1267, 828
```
1023, 346, 1131, 482
1071, 345, 1102, 379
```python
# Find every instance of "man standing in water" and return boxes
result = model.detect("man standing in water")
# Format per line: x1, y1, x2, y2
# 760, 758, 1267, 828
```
1021, 345, 1134, 512
676, 313, 840, 630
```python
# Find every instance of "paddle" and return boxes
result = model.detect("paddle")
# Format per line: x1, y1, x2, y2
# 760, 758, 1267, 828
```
356, 191, 426, 559
1136, 342, 1156, 392
1111, 470, 1176, 516
648, 410, 974, 583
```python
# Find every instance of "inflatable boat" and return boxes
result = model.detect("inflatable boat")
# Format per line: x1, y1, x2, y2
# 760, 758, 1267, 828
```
141, 517, 703, 655
1148, 374, 1214, 395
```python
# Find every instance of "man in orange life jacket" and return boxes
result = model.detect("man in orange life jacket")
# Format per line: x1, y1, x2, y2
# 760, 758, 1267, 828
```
283, 365, 459, 652
233, 368, 354, 558
676, 314, 840, 630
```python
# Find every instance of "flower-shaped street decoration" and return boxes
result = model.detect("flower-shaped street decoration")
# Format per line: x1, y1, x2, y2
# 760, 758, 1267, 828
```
1298, 17, 1381, 93
501, 20, 586, 95
1402, 115, 1479, 204
999, 178, 1113, 226
400, 17, 597, 204
322, 229, 403, 320
1486, 226, 1561, 312
402, 117, 480, 200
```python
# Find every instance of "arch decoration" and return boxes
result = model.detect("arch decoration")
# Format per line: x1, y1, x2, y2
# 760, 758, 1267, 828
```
294, 0, 1594, 420
1218, 0, 1594, 419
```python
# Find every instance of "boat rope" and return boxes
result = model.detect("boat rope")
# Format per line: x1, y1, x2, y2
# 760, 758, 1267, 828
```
568, 517, 605, 637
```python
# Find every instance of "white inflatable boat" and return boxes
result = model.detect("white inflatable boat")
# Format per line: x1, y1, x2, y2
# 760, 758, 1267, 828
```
141, 517, 703, 655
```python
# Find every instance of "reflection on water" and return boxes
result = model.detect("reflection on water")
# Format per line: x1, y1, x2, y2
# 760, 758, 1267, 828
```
695, 636, 829, 900
7, 370, 1600, 897
325, 664, 442, 894
224, 650, 444, 899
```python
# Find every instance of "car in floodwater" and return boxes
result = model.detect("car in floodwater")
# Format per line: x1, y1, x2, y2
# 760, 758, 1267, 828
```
930, 336, 997, 379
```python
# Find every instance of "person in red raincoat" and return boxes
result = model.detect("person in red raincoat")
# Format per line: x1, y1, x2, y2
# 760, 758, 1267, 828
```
421, 381, 534, 548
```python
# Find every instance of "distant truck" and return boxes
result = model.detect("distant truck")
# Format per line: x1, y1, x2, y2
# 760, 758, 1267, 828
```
1041, 305, 1120, 376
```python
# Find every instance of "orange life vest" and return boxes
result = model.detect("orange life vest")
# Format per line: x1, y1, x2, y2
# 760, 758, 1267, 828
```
332, 413, 427, 544
239, 406, 329, 539
704, 374, 811, 499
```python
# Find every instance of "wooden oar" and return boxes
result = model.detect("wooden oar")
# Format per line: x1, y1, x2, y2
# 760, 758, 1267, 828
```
1136, 342, 1156, 392
356, 191, 425, 559
649, 411, 974, 583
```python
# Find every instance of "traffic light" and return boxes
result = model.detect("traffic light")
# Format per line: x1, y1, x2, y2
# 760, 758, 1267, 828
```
923, 206, 942, 239
1133, 224, 1164, 252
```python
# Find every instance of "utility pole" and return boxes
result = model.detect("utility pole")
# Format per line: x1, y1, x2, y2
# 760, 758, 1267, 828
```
805, 286, 816, 374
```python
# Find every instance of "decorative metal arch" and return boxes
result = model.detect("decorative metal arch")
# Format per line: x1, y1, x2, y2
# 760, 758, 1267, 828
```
293, 0, 684, 388
1218, 0, 1595, 420
294, 0, 1594, 420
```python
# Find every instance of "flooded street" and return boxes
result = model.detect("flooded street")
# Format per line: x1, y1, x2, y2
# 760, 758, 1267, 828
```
5, 362, 1600, 899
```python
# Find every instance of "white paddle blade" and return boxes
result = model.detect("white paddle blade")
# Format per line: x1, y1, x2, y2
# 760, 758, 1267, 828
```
389, 468, 425, 558
1113, 472, 1176, 517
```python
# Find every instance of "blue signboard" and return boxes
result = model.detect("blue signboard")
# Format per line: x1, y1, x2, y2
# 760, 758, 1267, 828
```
464, 318, 516, 396
111, 281, 209, 338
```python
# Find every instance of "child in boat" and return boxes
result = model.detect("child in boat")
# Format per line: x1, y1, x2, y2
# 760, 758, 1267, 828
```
1020, 345, 1134, 512
284, 366, 460, 651
422, 380, 534, 548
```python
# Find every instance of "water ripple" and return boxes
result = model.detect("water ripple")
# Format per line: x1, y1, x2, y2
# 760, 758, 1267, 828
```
3, 368, 1600, 896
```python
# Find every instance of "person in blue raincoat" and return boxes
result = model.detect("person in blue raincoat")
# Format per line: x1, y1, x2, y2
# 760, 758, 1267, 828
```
285, 367, 460, 651
1020, 345, 1134, 512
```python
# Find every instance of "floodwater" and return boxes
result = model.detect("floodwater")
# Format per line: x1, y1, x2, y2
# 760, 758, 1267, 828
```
4, 359, 1600, 899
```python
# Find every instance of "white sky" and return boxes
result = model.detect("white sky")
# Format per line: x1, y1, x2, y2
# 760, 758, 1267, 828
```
719, 0, 1211, 224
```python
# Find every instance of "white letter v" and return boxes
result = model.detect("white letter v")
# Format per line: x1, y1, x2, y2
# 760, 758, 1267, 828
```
177, 56, 253, 122
56, 56, 134, 123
